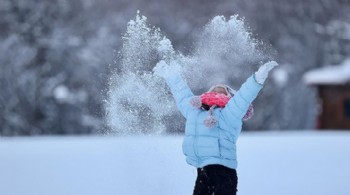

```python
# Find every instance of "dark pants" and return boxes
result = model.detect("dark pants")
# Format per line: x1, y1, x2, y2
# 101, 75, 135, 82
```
193, 165, 238, 195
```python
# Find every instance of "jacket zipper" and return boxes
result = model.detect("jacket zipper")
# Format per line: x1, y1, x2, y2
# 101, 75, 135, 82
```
194, 112, 199, 164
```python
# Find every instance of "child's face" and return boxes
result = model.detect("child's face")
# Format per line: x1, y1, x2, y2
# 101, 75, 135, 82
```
211, 87, 228, 96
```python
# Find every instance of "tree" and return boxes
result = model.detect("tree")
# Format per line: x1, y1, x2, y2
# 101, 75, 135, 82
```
0, 0, 116, 135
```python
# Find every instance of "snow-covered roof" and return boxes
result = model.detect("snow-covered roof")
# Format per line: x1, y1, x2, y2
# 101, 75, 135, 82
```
303, 58, 350, 85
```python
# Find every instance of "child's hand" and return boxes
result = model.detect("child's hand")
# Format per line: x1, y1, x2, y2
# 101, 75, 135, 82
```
153, 60, 181, 79
254, 61, 279, 84
153, 60, 171, 78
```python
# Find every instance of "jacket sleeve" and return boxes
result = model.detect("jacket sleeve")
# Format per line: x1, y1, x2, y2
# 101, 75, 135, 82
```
221, 75, 263, 124
165, 73, 194, 118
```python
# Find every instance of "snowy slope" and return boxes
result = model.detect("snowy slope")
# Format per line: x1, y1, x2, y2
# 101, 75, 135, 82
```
1, 131, 350, 195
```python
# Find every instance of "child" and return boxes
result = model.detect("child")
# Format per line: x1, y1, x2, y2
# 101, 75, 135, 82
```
153, 60, 278, 195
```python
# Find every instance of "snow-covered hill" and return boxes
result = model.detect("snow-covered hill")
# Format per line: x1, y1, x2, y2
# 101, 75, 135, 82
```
1, 131, 350, 195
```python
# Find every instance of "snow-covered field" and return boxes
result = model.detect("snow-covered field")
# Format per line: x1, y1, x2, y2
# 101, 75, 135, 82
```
1, 131, 350, 195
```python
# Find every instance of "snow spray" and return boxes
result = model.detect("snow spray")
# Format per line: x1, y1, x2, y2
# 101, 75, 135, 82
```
106, 11, 268, 135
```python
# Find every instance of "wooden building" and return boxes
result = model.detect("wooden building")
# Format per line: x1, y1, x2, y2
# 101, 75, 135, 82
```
304, 59, 350, 130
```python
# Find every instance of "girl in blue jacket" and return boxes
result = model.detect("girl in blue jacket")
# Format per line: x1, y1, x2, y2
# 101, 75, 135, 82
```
154, 60, 278, 195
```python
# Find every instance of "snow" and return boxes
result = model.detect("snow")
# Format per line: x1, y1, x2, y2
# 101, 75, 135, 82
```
272, 67, 289, 87
303, 58, 350, 85
1, 131, 350, 195
53, 85, 70, 102
106, 13, 266, 135
53, 85, 87, 104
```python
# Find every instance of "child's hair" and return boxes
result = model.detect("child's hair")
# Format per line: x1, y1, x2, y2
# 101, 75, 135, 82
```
201, 104, 211, 111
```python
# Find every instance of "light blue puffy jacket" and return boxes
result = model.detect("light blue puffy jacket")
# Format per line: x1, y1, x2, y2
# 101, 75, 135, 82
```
165, 73, 263, 170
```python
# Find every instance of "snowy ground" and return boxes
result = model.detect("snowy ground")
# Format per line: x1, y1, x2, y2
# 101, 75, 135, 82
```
1, 131, 350, 195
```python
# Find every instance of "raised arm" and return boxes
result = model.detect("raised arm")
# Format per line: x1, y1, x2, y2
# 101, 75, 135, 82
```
221, 61, 278, 122
153, 60, 194, 118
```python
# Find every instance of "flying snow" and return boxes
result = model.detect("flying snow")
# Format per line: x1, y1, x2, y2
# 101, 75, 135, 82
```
106, 12, 269, 135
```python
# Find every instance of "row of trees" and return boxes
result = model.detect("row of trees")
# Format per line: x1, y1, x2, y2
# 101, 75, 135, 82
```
0, 0, 117, 135
0, 0, 349, 135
